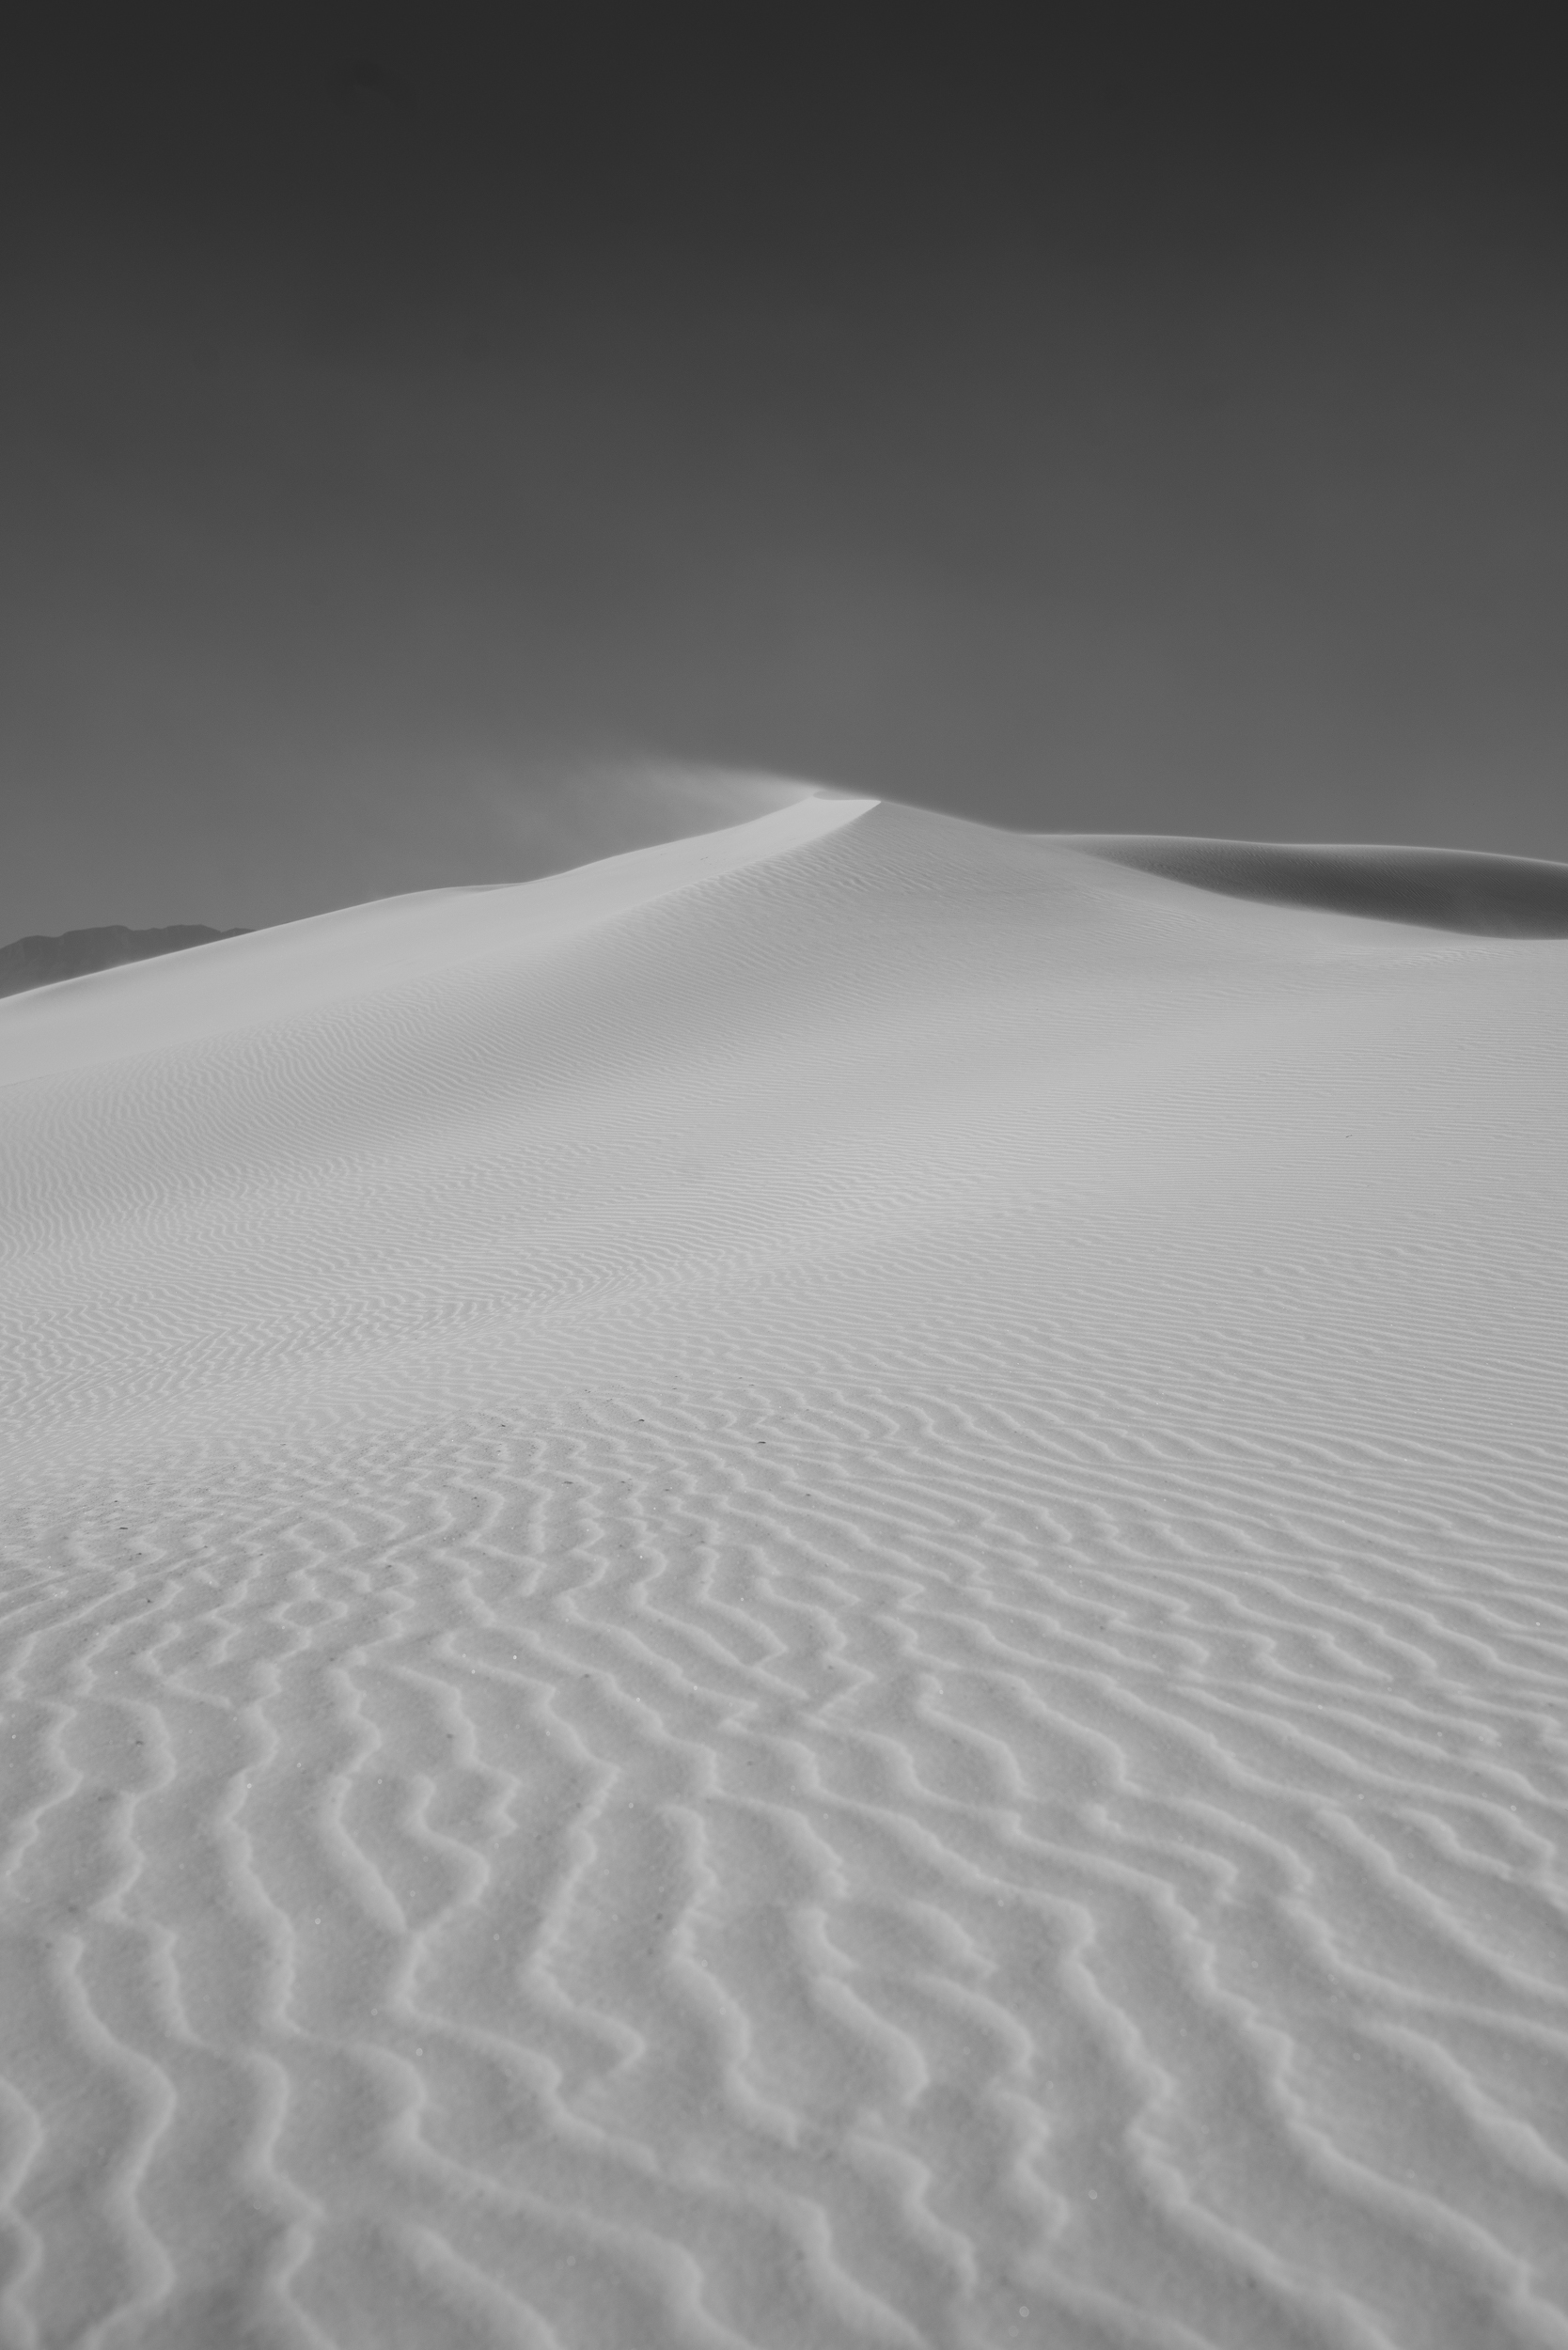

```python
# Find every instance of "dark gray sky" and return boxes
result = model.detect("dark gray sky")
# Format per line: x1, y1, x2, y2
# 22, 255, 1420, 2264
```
5, 2, 1566, 938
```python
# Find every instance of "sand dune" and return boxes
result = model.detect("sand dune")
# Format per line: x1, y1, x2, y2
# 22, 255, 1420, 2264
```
1069, 837, 1568, 937
3, 793, 1567, 2349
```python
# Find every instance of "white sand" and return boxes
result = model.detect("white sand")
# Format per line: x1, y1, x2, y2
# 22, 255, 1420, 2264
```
3, 793, 1567, 2350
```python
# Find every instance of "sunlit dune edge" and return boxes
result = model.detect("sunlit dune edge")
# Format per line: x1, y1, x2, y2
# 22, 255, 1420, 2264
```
3, 791, 1566, 2350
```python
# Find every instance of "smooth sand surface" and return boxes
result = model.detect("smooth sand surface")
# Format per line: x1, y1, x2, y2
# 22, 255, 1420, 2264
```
3, 794, 1567, 2349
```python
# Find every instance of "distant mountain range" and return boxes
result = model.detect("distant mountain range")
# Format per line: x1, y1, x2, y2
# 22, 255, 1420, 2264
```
0, 925, 250, 999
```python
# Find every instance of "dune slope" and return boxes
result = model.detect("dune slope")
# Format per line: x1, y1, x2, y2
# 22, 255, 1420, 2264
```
2, 794, 1567, 2350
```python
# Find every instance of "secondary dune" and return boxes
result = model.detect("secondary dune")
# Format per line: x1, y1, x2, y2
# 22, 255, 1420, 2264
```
1069, 835, 1568, 936
2, 793, 1566, 2350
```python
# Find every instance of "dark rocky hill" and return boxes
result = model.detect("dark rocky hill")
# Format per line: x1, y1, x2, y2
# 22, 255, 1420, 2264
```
0, 925, 250, 999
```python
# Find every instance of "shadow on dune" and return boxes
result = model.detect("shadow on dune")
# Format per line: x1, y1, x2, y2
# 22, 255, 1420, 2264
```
1068, 838, 1568, 937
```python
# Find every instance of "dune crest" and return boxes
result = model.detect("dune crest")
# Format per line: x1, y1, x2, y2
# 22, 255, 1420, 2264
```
3, 796, 1566, 2349
0, 790, 872, 1087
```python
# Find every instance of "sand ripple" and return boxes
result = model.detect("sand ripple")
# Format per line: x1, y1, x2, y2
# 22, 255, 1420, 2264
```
2, 799, 1566, 2346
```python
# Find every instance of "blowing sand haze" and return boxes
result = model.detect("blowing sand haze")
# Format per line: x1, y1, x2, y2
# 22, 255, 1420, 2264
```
3, 792, 1567, 2349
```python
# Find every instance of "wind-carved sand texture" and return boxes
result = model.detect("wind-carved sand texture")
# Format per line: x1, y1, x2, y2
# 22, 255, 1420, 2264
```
3, 793, 1568, 2350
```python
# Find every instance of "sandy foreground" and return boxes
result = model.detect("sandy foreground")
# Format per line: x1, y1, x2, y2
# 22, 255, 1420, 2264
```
2, 793, 1567, 2350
